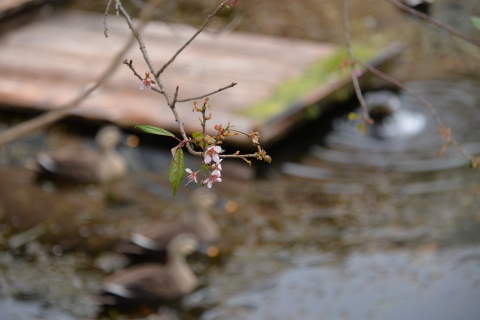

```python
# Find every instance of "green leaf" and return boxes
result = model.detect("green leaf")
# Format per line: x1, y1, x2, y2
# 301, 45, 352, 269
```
169, 149, 186, 197
470, 16, 480, 31
357, 122, 368, 134
192, 132, 203, 139
348, 112, 360, 121
136, 125, 176, 138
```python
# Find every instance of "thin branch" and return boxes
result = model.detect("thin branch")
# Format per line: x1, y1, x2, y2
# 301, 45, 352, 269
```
177, 82, 237, 102
341, 0, 373, 124
201, 101, 209, 148
104, 0, 114, 37
385, 0, 480, 47
220, 154, 258, 158
357, 60, 476, 162
123, 59, 164, 94
172, 86, 180, 105
168, 87, 201, 156
115, 0, 171, 104
155, 2, 227, 77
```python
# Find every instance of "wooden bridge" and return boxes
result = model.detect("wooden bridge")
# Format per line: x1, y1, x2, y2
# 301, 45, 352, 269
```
0, 1, 402, 147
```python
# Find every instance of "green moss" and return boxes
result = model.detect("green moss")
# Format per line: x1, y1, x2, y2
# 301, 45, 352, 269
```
240, 43, 381, 121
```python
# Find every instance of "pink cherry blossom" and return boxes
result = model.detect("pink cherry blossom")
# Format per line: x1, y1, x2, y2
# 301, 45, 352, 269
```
204, 170, 222, 188
212, 159, 223, 171
140, 78, 153, 90
185, 168, 198, 184
204, 146, 223, 164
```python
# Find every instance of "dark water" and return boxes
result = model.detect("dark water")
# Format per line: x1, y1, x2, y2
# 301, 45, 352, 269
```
199, 79, 480, 320
1, 0, 480, 319
2, 79, 480, 320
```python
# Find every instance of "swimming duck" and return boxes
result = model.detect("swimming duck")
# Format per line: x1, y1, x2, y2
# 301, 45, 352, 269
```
115, 188, 220, 262
94, 233, 199, 313
364, 90, 401, 124
400, 0, 433, 15
364, 90, 425, 140
28, 125, 127, 184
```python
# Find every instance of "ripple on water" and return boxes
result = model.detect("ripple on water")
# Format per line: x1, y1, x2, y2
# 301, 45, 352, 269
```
285, 80, 480, 175
202, 247, 480, 320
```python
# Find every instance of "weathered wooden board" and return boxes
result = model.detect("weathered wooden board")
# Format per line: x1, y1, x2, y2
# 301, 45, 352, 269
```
0, 0, 35, 12
0, 9, 336, 145
0, 9, 401, 147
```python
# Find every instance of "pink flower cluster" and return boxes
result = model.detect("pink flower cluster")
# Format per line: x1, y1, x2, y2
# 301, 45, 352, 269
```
140, 72, 154, 90
185, 146, 223, 188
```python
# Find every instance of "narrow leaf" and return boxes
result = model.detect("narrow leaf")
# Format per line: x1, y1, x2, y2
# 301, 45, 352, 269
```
136, 125, 176, 138
169, 149, 186, 197
470, 16, 480, 31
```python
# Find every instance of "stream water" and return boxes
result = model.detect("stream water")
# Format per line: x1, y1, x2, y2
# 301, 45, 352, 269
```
1, 78, 479, 320
1, 0, 480, 319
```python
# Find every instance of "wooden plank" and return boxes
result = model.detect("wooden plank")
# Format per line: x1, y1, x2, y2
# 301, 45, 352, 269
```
0, 10, 337, 145
0, 0, 36, 13
0, 10, 403, 148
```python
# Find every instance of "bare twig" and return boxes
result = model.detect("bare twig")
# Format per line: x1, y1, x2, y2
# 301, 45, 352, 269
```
220, 153, 258, 159
341, 0, 373, 124
155, 2, 227, 77
104, 0, 114, 37
358, 60, 476, 162
123, 59, 164, 94
178, 82, 237, 102
116, 0, 169, 104
172, 86, 180, 105
385, 0, 480, 47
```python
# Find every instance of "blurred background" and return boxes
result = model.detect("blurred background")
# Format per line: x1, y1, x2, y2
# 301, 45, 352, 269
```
1, 0, 480, 319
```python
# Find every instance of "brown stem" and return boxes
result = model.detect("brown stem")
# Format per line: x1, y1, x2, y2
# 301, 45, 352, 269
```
178, 82, 237, 103
384, 0, 480, 47
155, 2, 226, 77
116, 0, 171, 104
123, 60, 164, 94
341, 0, 373, 125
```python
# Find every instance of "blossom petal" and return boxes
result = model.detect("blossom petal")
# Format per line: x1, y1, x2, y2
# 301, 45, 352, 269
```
204, 154, 212, 164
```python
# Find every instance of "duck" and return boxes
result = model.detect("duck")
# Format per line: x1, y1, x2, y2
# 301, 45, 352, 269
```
364, 90, 401, 124
94, 233, 200, 314
400, 0, 434, 15
363, 90, 426, 140
27, 125, 127, 184
115, 188, 220, 262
